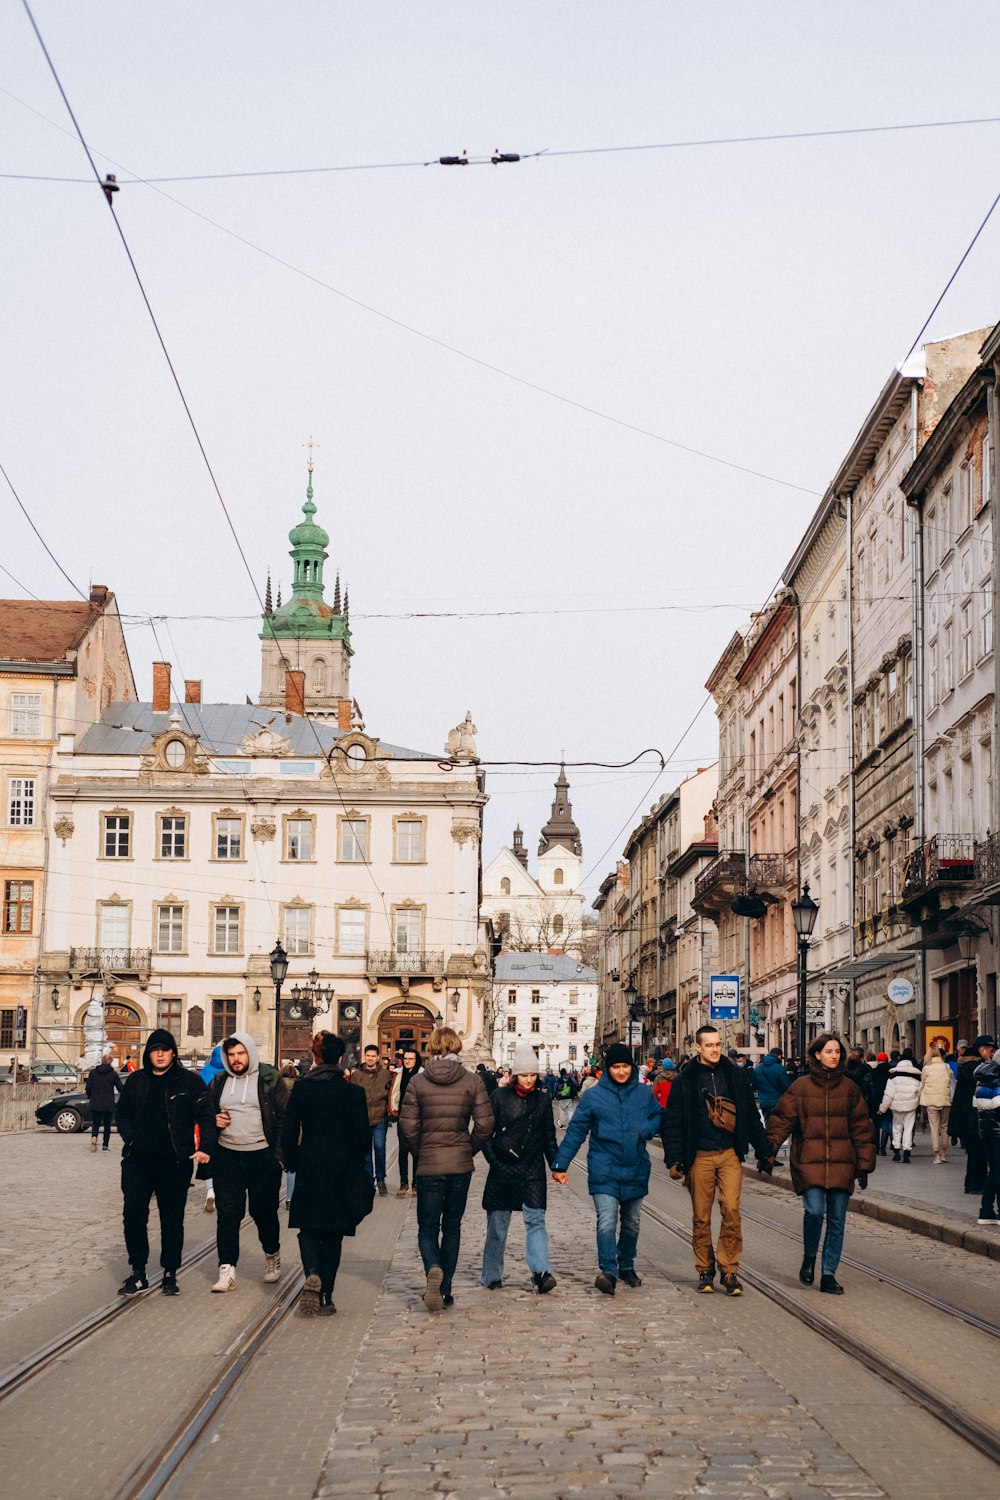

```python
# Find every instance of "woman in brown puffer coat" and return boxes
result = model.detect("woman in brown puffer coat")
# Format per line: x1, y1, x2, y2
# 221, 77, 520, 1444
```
765, 1032, 876, 1296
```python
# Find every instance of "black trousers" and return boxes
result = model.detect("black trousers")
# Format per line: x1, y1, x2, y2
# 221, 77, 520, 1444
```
213, 1147, 282, 1266
122, 1154, 191, 1273
91, 1110, 113, 1147
298, 1229, 343, 1297
398, 1138, 417, 1187
963, 1134, 987, 1193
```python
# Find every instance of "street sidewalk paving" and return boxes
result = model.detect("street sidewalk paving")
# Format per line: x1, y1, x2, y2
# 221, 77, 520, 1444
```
315, 1180, 886, 1500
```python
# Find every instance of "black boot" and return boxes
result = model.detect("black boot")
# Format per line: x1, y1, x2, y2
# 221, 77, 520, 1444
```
799, 1256, 816, 1286
902, 1149, 911, 1163
820, 1273, 844, 1295
892, 1148, 901, 1162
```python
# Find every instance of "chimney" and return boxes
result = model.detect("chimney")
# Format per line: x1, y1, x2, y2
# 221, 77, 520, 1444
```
285, 669, 306, 715
152, 661, 171, 713
89, 584, 109, 608
184, 680, 202, 705
337, 699, 352, 732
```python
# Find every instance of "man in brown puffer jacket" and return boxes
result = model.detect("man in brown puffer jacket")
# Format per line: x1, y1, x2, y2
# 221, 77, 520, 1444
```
765, 1032, 875, 1295
398, 1027, 494, 1311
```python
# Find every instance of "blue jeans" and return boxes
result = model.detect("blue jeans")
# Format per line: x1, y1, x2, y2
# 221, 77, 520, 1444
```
802, 1187, 849, 1274
592, 1193, 642, 1277
368, 1119, 387, 1184
480, 1207, 550, 1285
416, 1173, 471, 1297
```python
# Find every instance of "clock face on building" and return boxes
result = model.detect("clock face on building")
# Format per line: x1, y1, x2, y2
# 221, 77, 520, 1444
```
164, 739, 186, 768
342, 1003, 359, 1021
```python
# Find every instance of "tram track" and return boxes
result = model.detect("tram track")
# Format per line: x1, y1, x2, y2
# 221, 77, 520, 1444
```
618, 1168, 1000, 1470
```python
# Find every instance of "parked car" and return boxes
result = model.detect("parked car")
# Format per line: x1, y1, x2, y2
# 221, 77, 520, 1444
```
0, 1067, 15, 1086
35, 1090, 108, 1134
30, 1062, 79, 1086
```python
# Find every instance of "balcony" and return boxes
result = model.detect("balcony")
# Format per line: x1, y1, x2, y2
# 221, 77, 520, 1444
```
747, 852, 795, 895
692, 852, 746, 915
70, 947, 152, 977
365, 949, 445, 979
901, 835, 977, 911
976, 831, 1000, 899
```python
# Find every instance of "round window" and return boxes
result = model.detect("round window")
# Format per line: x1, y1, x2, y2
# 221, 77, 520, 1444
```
164, 739, 186, 768
345, 743, 367, 769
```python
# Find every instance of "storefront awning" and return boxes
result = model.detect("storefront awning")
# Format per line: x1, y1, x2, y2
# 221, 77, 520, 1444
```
819, 951, 915, 983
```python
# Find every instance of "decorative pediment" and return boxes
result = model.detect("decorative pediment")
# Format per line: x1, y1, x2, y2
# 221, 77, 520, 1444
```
240, 724, 293, 757
251, 818, 276, 841
342, 896, 363, 907
217, 807, 241, 818
161, 806, 186, 818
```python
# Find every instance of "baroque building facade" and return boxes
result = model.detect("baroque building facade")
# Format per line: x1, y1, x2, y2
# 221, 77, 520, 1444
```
481, 766, 586, 956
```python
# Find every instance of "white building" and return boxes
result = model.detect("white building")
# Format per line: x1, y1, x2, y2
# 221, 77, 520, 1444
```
491, 952, 597, 1072
36, 470, 493, 1069
482, 766, 586, 955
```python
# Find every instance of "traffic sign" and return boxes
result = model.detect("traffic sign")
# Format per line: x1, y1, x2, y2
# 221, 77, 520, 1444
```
709, 975, 740, 1021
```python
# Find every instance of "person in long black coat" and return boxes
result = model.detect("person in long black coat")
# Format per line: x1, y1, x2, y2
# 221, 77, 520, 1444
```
280, 1032, 371, 1316
479, 1041, 558, 1293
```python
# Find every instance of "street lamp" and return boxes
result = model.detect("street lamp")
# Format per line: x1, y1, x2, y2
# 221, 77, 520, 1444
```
285, 970, 335, 1023
269, 939, 289, 1067
791, 882, 819, 1064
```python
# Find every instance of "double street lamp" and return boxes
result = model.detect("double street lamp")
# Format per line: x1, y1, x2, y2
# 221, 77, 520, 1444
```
623, 980, 646, 1063
269, 940, 289, 1068
791, 883, 820, 1064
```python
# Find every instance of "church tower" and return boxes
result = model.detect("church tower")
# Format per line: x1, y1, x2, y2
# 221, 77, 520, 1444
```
536, 763, 583, 893
259, 462, 353, 723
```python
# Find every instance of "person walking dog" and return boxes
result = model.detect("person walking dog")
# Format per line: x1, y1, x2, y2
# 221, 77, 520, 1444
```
765, 1032, 876, 1295
551, 1043, 663, 1295
480, 1040, 558, 1294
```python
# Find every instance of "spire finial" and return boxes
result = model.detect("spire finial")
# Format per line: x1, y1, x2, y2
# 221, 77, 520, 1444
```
343, 585, 350, 623
264, 570, 273, 615
276, 582, 282, 609
302, 435, 319, 506
332, 571, 341, 613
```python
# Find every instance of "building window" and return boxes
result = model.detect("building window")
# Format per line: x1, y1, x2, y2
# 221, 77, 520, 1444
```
506, 1015, 517, 1033
156, 904, 185, 953
394, 819, 425, 863
8, 778, 36, 827
284, 905, 312, 955
213, 905, 242, 954
10, 693, 42, 737
943, 622, 954, 696
285, 818, 314, 861
394, 908, 422, 954
553, 868, 564, 886
569, 989, 579, 1006
103, 814, 131, 859
960, 602, 973, 679
215, 816, 243, 860
99, 902, 129, 948
568, 1015, 578, 1033
500, 877, 511, 895
507, 989, 516, 1005
981, 594, 994, 660
568, 1045, 578, 1061
212, 997, 237, 1045
553, 914, 564, 935
159, 815, 187, 859
339, 817, 369, 862
530, 1016, 540, 1034
531, 988, 541, 1005
1, 1007, 27, 1049
3, 880, 33, 933
337, 906, 367, 956
928, 640, 939, 707
312, 657, 326, 693
158, 997, 182, 1033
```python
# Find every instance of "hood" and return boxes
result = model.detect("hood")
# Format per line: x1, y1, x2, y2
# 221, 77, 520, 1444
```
598, 1067, 638, 1093
222, 1030, 260, 1076
142, 1028, 178, 1071
974, 1057, 1000, 1083
423, 1055, 466, 1085
890, 1059, 921, 1078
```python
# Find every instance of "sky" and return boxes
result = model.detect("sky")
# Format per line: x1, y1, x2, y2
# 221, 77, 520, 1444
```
4, 1, 1000, 899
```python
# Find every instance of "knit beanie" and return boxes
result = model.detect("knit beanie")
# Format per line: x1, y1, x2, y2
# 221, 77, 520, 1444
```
604, 1043, 633, 1070
143, 1029, 177, 1065
511, 1040, 541, 1074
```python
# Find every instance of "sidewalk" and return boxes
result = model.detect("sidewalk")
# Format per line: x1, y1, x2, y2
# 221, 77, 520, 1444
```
757, 1129, 1000, 1261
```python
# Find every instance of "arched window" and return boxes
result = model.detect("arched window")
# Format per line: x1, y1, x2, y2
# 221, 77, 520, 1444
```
553, 914, 564, 934
553, 867, 564, 885
500, 877, 511, 895
312, 657, 326, 693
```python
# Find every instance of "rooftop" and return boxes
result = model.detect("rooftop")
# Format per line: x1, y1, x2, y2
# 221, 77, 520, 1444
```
0, 597, 108, 663
495, 952, 597, 984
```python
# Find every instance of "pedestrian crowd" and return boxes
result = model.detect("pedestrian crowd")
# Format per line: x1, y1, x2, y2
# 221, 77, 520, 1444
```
86, 1020, 1000, 1315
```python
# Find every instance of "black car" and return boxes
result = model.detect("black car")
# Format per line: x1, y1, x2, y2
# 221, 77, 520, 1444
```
35, 1090, 115, 1134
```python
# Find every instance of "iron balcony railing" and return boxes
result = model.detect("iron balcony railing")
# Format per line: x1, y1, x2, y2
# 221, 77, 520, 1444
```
747, 852, 794, 892
901, 835, 977, 903
693, 852, 747, 906
365, 949, 446, 976
976, 830, 1000, 890
70, 947, 152, 974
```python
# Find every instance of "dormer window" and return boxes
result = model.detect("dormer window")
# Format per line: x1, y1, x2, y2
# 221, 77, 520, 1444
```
500, 877, 511, 895
164, 739, 186, 768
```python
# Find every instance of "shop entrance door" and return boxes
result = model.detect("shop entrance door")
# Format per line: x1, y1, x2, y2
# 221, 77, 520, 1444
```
377, 1001, 436, 1061
103, 1002, 143, 1069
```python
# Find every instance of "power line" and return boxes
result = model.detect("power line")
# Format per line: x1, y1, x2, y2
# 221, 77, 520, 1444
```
0, 458, 87, 599
902, 180, 1000, 364
5, 111, 1000, 183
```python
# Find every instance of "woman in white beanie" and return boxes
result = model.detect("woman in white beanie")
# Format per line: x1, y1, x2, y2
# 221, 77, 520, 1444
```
479, 1040, 558, 1293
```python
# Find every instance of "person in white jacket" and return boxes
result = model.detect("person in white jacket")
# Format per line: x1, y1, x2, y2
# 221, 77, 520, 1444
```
919, 1048, 954, 1164
878, 1054, 922, 1161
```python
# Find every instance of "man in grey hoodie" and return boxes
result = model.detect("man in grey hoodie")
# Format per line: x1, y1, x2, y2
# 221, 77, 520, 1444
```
205, 1032, 289, 1292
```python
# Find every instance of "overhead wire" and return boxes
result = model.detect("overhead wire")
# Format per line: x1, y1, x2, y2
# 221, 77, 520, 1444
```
1, 458, 87, 600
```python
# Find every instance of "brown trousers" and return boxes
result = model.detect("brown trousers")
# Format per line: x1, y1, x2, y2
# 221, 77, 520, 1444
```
687, 1147, 743, 1274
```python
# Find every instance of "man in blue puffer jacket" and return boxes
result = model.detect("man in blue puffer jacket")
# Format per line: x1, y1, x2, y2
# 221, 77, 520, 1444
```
551, 1043, 663, 1295
753, 1047, 791, 1120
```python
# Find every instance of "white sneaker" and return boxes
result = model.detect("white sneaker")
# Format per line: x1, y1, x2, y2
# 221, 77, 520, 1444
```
263, 1252, 281, 1283
204, 1194, 216, 1214
211, 1263, 236, 1292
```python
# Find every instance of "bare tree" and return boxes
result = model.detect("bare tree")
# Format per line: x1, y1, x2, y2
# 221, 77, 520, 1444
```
502, 899, 585, 956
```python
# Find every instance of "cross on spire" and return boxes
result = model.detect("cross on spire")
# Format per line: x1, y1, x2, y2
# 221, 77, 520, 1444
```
303, 434, 320, 474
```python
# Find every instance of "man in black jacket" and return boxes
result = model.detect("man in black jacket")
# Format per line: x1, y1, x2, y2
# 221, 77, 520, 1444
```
662, 1025, 771, 1296
116, 1029, 215, 1295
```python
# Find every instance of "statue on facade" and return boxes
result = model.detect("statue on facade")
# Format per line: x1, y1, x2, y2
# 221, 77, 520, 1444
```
81, 994, 108, 1070
445, 711, 479, 763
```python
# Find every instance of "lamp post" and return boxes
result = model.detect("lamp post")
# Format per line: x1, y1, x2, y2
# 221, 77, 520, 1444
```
623, 980, 637, 1050
791, 883, 819, 1065
269, 939, 289, 1067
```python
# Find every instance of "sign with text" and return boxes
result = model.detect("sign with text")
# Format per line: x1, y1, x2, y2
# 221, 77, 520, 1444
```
709, 975, 741, 1021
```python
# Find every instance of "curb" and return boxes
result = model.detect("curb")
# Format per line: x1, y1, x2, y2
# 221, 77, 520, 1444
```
744, 1162, 1000, 1262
